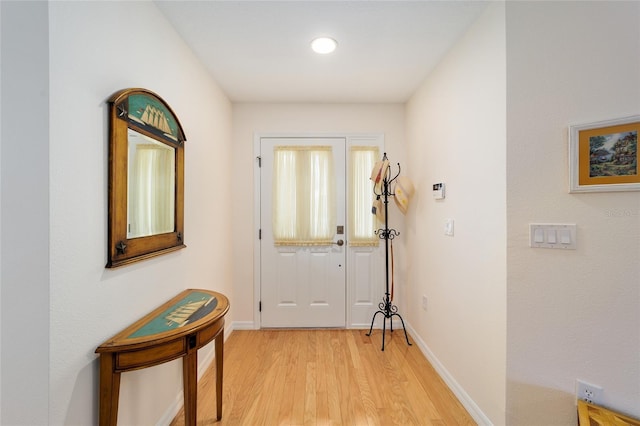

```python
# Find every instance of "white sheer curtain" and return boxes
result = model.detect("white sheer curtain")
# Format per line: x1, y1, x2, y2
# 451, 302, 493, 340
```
128, 144, 175, 238
349, 146, 379, 246
272, 146, 336, 246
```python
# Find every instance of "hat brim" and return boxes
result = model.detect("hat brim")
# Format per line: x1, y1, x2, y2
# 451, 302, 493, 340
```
394, 176, 415, 215
370, 159, 389, 193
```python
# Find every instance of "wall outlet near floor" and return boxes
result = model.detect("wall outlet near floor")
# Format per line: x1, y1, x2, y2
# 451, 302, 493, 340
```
576, 379, 603, 405
422, 295, 428, 311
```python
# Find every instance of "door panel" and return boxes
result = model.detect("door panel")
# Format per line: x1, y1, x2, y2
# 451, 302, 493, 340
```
260, 138, 346, 327
258, 135, 385, 328
348, 246, 384, 327
345, 136, 385, 327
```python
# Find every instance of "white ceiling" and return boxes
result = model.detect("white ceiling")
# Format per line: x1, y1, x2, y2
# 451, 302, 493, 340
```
155, 1, 488, 103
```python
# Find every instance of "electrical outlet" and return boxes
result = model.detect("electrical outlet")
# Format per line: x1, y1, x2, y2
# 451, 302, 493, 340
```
576, 379, 603, 405
422, 295, 428, 311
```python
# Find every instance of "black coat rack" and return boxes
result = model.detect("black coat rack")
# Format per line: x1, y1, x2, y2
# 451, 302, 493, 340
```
366, 153, 412, 351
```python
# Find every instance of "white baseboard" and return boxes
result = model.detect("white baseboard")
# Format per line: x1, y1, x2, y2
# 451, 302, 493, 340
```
231, 320, 256, 330
405, 323, 493, 426
231, 320, 404, 330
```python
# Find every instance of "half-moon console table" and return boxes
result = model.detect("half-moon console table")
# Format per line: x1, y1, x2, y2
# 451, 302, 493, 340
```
95, 289, 229, 426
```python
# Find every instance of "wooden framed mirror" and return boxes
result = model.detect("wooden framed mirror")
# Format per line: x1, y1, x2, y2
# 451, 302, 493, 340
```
106, 88, 186, 268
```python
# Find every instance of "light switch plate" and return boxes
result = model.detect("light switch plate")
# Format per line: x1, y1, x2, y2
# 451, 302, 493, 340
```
530, 223, 576, 249
444, 218, 454, 236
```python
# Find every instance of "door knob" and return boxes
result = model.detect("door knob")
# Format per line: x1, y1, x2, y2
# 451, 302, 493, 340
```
334, 239, 344, 246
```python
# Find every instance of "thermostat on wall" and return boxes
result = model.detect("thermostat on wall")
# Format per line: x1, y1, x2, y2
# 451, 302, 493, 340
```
433, 183, 445, 199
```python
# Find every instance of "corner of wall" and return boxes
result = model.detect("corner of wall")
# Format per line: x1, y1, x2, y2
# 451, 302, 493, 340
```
405, 2, 507, 424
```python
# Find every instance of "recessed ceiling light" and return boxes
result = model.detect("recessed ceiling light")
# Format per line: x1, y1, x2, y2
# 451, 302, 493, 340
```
311, 37, 337, 54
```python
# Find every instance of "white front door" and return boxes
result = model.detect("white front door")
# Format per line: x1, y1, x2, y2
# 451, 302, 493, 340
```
260, 137, 346, 327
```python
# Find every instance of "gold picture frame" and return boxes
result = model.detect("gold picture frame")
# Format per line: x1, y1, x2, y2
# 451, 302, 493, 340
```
569, 115, 640, 193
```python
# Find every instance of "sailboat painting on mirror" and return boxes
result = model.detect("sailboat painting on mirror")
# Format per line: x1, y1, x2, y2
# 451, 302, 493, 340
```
127, 93, 181, 143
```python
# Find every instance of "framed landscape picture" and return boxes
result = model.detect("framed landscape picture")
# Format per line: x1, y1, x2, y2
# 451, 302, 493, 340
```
569, 115, 640, 192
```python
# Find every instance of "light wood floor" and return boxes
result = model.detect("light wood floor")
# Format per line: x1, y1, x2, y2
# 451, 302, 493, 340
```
171, 329, 476, 426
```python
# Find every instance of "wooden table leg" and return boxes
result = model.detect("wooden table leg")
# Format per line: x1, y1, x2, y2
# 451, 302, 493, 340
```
99, 353, 121, 426
215, 329, 224, 420
183, 350, 198, 426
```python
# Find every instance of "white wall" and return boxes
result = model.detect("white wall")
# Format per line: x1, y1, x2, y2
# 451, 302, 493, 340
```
0, 4, 2, 422
48, 2, 232, 425
3, 2, 638, 425
405, 3, 506, 424
0, 2, 50, 424
506, 1, 640, 424
231, 103, 406, 325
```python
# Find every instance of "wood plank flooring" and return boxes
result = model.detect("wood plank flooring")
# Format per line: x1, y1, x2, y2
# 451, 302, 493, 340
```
170, 329, 476, 426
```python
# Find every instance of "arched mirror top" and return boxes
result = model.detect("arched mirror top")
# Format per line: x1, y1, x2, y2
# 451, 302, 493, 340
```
107, 88, 186, 268
109, 88, 186, 145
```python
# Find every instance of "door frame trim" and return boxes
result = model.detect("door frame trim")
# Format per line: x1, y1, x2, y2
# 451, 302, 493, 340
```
253, 133, 384, 329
